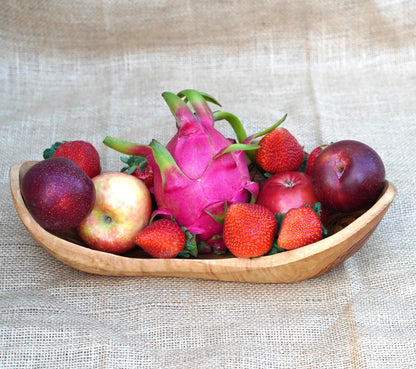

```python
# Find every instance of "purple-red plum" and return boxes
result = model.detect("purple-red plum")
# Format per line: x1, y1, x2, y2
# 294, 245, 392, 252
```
21, 158, 96, 231
310, 140, 385, 212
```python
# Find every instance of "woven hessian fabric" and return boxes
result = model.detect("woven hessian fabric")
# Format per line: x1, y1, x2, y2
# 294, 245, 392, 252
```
1, 1, 415, 368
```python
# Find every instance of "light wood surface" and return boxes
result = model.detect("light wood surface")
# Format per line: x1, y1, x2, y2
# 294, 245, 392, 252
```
9, 161, 397, 283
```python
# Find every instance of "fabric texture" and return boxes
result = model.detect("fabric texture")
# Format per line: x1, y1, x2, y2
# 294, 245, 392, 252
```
1, 1, 415, 367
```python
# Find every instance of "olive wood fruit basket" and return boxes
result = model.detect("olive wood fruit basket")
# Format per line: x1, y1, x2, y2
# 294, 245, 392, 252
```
10, 161, 396, 283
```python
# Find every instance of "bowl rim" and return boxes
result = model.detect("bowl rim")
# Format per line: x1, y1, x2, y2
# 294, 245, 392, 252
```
9, 161, 397, 280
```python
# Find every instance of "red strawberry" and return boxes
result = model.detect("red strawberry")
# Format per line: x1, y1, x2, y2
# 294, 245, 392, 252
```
120, 156, 154, 188
255, 128, 304, 174
223, 203, 278, 258
134, 219, 186, 258
306, 144, 329, 174
277, 205, 323, 250
43, 140, 101, 178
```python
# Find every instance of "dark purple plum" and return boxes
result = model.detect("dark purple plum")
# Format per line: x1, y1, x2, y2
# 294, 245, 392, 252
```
21, 158, 96, 231
310, 140, 385, 212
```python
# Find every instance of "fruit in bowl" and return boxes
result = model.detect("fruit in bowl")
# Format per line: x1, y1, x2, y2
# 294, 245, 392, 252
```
43, 140, 101, 178
256, 171, 322, 215
10, 160, 396, 282
310, 140, 386, 212
9, 89, 397, 283
77, 172, 152, 255
20, 158, 95, 231
103, 90, 263, 254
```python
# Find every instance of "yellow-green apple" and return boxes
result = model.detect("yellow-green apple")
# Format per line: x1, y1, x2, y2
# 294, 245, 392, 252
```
76, 172, 152, 254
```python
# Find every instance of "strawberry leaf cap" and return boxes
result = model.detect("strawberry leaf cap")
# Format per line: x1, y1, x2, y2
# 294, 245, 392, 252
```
120, 156, 148, 174
43, 141, 67, 159
176, 226, 199, 258
311, 202, 328, 236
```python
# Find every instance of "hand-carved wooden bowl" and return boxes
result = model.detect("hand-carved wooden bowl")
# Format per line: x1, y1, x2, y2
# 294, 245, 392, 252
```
10, 161, 396, 283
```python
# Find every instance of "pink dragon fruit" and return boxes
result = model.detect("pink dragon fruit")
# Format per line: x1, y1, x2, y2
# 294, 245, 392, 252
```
103, 89, 283, 254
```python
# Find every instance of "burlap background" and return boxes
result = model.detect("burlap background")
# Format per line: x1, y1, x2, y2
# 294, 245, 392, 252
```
1, 1, 415, 368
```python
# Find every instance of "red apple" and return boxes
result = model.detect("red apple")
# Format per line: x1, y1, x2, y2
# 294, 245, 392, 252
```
76, 172, 152, 254
256, 171, 320, 215
21, 158, 95, 231
310, 140, 385, 212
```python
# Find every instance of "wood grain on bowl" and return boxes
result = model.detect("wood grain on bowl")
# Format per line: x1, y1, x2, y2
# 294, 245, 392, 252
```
10, 161, 396, 283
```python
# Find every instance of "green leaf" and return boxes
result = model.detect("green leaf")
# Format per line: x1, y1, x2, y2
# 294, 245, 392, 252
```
267, 240, 287, 255
311, 202, 322, 217
42, 141, 67, 159
298, 153, 308, 173
267, 213, 286, 255
311, 202, 328, 237
120, 155, 148, 174
176, 228, 199, 258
